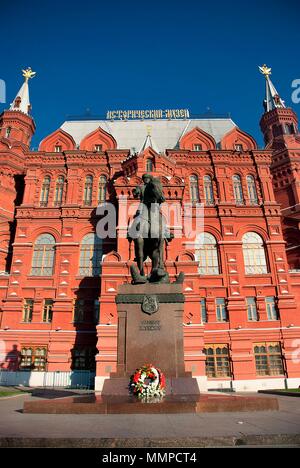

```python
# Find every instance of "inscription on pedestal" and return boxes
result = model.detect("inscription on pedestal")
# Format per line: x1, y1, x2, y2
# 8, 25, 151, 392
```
139, 320, 161, 331
114, 283, 187, 378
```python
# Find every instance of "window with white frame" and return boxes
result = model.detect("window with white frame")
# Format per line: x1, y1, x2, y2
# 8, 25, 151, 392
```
54, 176, 64, 206
98, 175, 107, 203
22, 299, 34, 322
31, 234, 55, 276
246, 175, 258, 205
20, 347, 47, 371
43, 299, 53, 323
189, 174, 200, 203
40, 176, 51, 207
195, 233, 219, 275
265, 296, 279, 320
200, 298, 207, 323
232, 174, 244, 204
78, 233, 102, 276
204, 344, 231, 377
254, 342, 284, 376
242, 232, 267, 274
216, 298, 227, 322
246, 297, 258, 321
203, 175, 214, 205
83, 175, 93, 206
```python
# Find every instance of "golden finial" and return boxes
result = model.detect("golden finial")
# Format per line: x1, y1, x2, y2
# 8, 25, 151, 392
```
22, 67, 36, 82
146, 125, 152, 136
259, 64, 272, 78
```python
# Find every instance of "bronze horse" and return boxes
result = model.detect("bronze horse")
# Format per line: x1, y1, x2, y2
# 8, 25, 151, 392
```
128, 174, 171, 284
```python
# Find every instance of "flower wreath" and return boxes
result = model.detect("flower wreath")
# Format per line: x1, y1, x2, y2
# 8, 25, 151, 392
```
129, 364, 166, 400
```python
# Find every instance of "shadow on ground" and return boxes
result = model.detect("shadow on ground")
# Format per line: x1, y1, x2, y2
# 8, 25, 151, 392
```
30, 388, 94, 399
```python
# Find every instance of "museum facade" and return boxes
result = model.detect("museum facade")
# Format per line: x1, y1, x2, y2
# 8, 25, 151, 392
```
0, 66, 299, 391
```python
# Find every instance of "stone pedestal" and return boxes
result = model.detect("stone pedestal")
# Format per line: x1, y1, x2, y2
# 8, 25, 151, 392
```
101, 282, 200, 396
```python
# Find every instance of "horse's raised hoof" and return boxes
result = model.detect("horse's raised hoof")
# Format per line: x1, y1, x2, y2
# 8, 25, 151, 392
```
174, 272, 185, 284
130, 264, 148, 284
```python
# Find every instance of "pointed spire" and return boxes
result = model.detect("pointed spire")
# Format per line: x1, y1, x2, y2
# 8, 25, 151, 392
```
9, 67, 36, 115
139, 125, 160, 153
259, 64, 285, 112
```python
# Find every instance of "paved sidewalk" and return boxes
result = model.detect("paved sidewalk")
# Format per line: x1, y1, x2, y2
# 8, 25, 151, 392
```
0, 392, 299, 447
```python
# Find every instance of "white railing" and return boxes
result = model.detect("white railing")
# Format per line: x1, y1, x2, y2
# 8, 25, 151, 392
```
0, 370, 95, 389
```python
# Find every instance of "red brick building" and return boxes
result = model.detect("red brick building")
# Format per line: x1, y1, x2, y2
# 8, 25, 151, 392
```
0, 66, 299, 391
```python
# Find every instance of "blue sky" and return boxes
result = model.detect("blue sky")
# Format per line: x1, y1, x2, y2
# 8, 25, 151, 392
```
1, 0, 299, 148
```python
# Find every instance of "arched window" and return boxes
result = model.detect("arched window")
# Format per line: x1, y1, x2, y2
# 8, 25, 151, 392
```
40, 176, 51, 207
98, 175, 107, 203
146, 159, 153, 172
242, 232, 267, 274
232, 174, 244, 205
204, 344, 231, 377
79, 233, 102, 276
195, 232, 219, 275
20, 347, 47, 371
254, 341, 283, 376
84, 175, 93, 206
203, 175, 214, 205
190, 174, 200, 203
5, 127, 11, 138
285, 123, 295, 135
31, 233, 55, 276
54, 176, 64, 206
246, 175, 258, 205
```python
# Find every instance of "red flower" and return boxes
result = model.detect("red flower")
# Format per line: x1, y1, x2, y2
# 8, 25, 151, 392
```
133, 370, 142, 383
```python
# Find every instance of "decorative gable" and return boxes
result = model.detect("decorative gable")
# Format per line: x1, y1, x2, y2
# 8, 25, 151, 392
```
39, 128, 76, 152
79, 127, 117, 151
179, 127, 216, 151
221, 127, 257, 151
